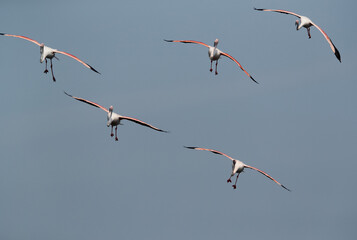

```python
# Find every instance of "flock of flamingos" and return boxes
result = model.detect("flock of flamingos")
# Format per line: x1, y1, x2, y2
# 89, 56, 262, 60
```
1, 8, 341, 192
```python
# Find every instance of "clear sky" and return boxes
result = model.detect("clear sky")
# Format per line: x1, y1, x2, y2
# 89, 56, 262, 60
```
0, 0, 356, 239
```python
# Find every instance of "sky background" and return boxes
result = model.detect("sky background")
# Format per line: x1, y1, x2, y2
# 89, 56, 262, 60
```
0, 0, 356, 239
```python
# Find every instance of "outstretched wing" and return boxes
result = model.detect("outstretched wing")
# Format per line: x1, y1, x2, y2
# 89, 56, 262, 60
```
254, 8, 301, 18
64, 91, 108, 113
120, 116, 168, 132
54, 50, 100, 73
184, 146, 235, 161
244, 164, 291, 191
0, 33, 41, 46
311, 22, 341, 62
164, 39, 210, 48
220, 52, 258, 84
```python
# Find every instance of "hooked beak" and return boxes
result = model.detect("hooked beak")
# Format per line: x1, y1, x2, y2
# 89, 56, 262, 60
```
40, 55, 45, 63
107, 109, 113, 127
295, 20, 299, 30
40, 45, 45, 63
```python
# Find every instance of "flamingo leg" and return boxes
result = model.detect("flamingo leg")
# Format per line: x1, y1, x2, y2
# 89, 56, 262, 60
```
50, 59, 56, 82
227, 176, 232, 183
44, 59, 49, 73
232, 173, 240, 189
215, 61, 218, 75
110, 126, 114, 137
210, 60, 213, 72
115, 126, 118, 141
307, 27, 311, 39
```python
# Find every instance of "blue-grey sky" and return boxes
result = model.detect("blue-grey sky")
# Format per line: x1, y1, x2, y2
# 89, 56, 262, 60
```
1, 0, 356, 239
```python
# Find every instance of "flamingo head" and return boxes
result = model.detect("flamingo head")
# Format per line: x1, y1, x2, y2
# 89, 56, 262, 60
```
109, 106, 114, 112
214, 39, 219, 47
295, 20, 300, 30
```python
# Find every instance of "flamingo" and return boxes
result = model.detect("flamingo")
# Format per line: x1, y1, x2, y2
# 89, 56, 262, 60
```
184, 146, 290, 191
164, 39, 258, 83
64, 92, 167, 141
0, 33, 100, 82
254, 8, 341, 62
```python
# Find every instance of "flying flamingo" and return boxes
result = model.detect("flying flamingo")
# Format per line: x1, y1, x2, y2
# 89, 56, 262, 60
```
64, 92, 167, 141
254, 8, 341, 62
184, 146, 290, 191
164, 39, 258, 83
0, 33, 100, 82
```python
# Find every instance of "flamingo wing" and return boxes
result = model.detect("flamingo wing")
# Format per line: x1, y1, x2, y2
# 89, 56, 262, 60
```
184, 146, 235, 161
220, 52, 258, 84
0, 33, 41, 46
244, 164, 291, 191
311, 22, 341, 62
64, 92, 108, 113
120, 116, 167, 132
54, 50, 100, 73
254, 8, 301, 18
164, 39, 210, 48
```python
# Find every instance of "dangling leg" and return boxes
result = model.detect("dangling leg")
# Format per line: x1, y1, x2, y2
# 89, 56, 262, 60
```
44, 59, 49, 73
232, 173, 240, 189
215, 60, 218, 75
227, 175, 232, 183
50, 59, 56, 82
115, 126, 118, 141
110, 125, 114, 137
307, 27, 311, 39
210, 60, 213, 72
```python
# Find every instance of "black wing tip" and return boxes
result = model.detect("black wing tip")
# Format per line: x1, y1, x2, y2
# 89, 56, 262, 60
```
159, 129, 170, 133
254, 8, 264, 11
329, 39, 341, 62
281, 185, 291, 192
184, 146, 197, 149
87, 64, 101, 74
335, 49, 341, 62
0, 33, 6, 35
164, 39, 173, 42
250, 76, 259, 84
63, 91, 73, 97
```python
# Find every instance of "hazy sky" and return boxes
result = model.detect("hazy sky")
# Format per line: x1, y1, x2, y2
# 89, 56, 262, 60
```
1, 0, 356, 239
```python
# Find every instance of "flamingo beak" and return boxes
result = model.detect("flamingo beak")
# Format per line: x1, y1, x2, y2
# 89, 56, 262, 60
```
40, 45, 45, 63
